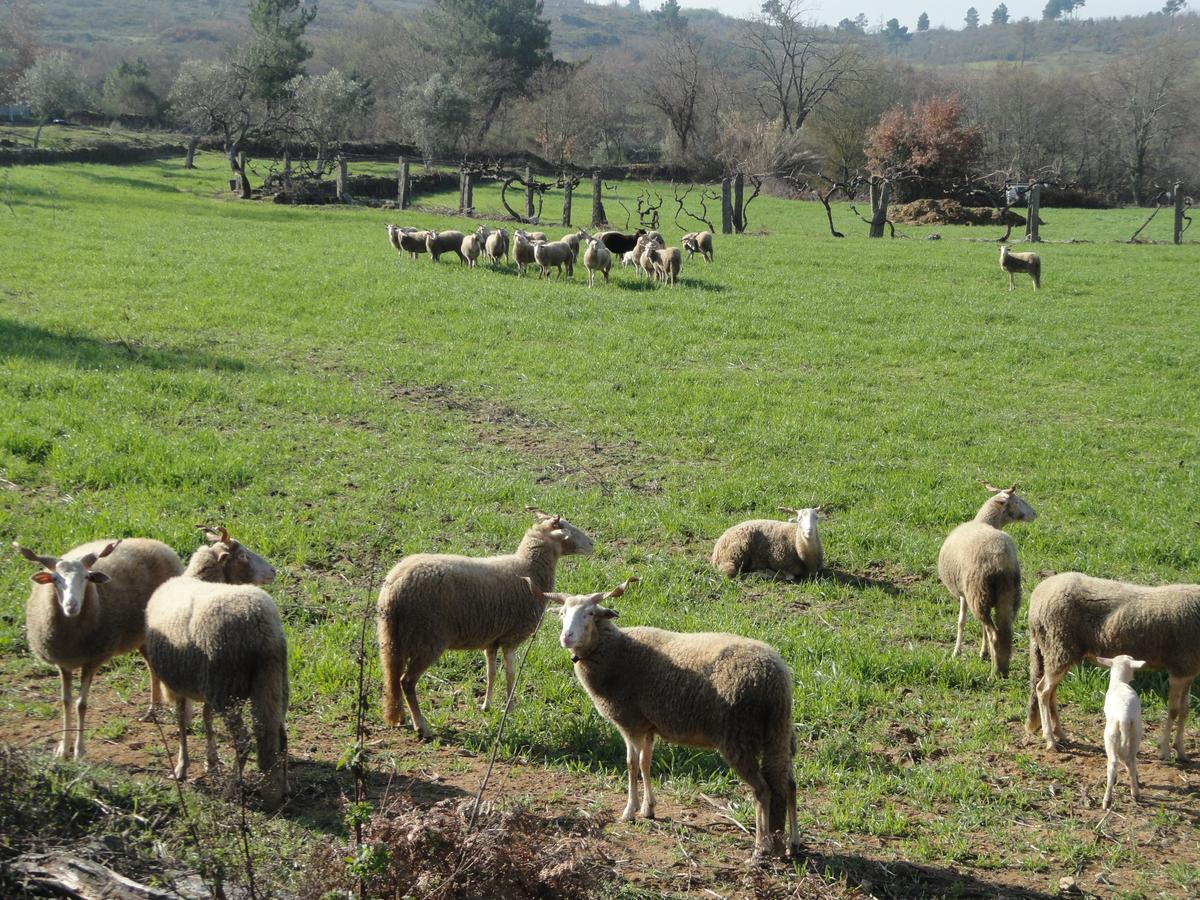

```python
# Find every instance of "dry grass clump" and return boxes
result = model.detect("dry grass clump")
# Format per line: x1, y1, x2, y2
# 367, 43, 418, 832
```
890, 200, 1036, 227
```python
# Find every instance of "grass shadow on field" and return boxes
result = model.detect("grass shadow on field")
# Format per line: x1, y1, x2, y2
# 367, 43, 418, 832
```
74, 170, 186, 196
0, 318, 249, 373
803, 849, 1056, 899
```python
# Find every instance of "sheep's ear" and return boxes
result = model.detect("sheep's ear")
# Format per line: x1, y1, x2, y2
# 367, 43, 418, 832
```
214, 547, 231, 562
1095, 657, 1113, 668
97, 540, 121, 559
604, 576, 638, 600
1130, 659, 1147, 669
598, 607, 619, 619
32, 571, 54, 585
87, 571, 110, 583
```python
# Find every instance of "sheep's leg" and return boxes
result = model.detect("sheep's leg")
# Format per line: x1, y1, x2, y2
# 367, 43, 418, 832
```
979, 628, 990, 661
637, 736, 655, 818
1008, 272, 1015, 291
1102, 754, 1117, 809
378, 622, 406, 727
56, 667, 75, 759
785, 770, 800, 857
481, 648, 497, 711
137, 645, 161, 722
501, 647, 517, 710
1127, 751, 1141, 802
174, 696, 191, 781
1174, 677, 1193, 761
203, 703, 220, 773
401, 656, 434, 741
619, 732, 641, 821
725, 748, 773, 864
1161, 676, 1193, 762
1037, 664, 1071, 750
73, 664, 98, 760
952, 596, 967, 657
224, 708, 252, 787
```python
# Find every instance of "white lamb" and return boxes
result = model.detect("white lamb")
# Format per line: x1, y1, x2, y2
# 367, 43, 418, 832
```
1098, 655, 1146, 809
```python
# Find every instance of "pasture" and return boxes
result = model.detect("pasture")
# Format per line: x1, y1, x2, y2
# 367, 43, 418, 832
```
1, 154, 1198, 898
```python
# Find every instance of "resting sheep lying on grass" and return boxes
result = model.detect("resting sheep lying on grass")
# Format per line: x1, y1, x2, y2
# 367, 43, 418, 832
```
712, 507, 824, 581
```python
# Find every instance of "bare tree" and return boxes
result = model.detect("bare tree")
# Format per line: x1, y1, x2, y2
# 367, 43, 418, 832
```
168, 58, 255, 168
737, 0, 862, 133
641, 27, 709, 156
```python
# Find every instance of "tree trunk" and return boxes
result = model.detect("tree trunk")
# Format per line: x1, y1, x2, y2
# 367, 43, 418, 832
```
184, 135, 200, 169
336, 156, 348, 202
32, 119, 45, 149
1025, 184, 1041, 243
399, 158, 410, 209
721, 177, 732, 234
524, 166, 535, 220
464, 171, 474, 213
562, 176, 572, 227
1174, 182, 1185, 245
732, 173, 745, 233
591, 171, 606, 227
869, 179, 891, 238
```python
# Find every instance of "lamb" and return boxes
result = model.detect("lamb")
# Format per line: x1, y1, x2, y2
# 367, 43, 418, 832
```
937, 483, 1036, 677
596, 228, 647, 256
461, 232, 482, 268
711, 507, 824, 582
1000, 245, 1041, 291
511, 229, 538, 276
1026, 573, 1200, 762
635, 234, 662, 281
426, 229, 467, 263
145, 525, 287, 806
533, 239, 575, 279
533, 576, 799, 863
681, 231, 714, 263
1097, 655, 1146, 809
582, 235, 612, 287
377, 510, 594, 740
620, 249, 638, 268
17, 537, 184, 759
652, 245, 682, 286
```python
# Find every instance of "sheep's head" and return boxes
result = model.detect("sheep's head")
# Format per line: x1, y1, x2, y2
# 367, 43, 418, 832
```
1097, 654, 1146, 684
779, 506, 822, 541
195, 524, 276, 585
16, 540, 118, 617
525, 507, 594, 556
524, 576, 637, 660
982, 483, 1037, 524
475, 225, 490, 239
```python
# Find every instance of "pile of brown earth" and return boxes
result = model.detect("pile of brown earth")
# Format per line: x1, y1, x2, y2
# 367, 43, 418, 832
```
890, 199, 1040, 227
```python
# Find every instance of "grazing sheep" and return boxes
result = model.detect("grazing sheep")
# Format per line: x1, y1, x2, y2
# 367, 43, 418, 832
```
377, 510, 594, 739
711, 507, 824, 582
1098, 655, 1146, 809
596, 229, 647, 256
426, 229, 467, 263
534, 576, 799, 863
582, 236, 612, 287
652, 245, 682, 286
1026, 573, 1200, 761
145, 525, 287, 805
681, 231, 714, 263
17, 538, 184, 759
1000, 245, 1041, 291
512, 229, 538, 276
533, 240, 575, 280
461, 232, 482, 268
937, 483, 1035, 677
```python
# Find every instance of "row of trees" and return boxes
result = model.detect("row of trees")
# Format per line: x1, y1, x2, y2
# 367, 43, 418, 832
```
2, 0, 1197, 205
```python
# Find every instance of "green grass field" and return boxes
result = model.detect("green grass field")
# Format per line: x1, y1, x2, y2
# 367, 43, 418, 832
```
1, 153, 1198, 898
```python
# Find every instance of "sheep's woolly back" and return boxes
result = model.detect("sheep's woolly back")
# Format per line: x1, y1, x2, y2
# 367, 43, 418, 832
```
1029, 574, 1200, 678
711, 520, 822, 580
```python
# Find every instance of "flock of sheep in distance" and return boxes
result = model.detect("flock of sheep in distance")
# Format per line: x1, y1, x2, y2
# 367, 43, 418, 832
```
15, 473, 1200, 863
386, 222, 714, 286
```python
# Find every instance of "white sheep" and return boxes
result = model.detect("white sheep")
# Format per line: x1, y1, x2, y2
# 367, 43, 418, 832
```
938, 483, 1036, 677
512, 229, 538, 276
16, 537, 184, 759
681, 231, 714, 263
476, 225, 509, 270
533, 239, 575, 279
652, 245, 682, 286
1027, 573, 1200, 761
426, 229, 467, 263
635, 234, 662, 281
1000, 245, 1040, 291
582, 235, 612, 287
145, 525, 287, 805
387, 225, 430, 260
711, 507, 824, 581
620, 249, 638, 268
377, 510, 594, 739
560, 231, 582, 262
1097, 654, 1146, 809
461, 232, 482, 268
532, 576, 800, 863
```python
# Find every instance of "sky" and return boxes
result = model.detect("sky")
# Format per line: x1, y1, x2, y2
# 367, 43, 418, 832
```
674, 0, 1170, 30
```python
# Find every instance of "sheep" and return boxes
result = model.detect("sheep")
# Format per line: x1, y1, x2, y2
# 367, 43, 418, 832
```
477, 226, 509, 270
532, 576, 799, 863
681, 231, 714, 263
1097, 654, 1146, 809
525, 230, 547, 243
145, 525, 287, 805
1000, 245, 1040, 291
635, 234, 662, 281
596, 228, 647, 256
582, 235, 612, 287
938, 483, 1036, 677
16, 537, 184, 759
533, 239, 575, 280
461, 232, 482, 268
560, 231, 582, 262
620, 249, 638, 268
711, 507, 824, 582
386, 225, 430, 260
426, 229, 467, 263
377, 509, 594, 740
512, 229, 538, 276
386, 223, 412, 254
652, 245, 682, 286
1026, 573, 1200, 762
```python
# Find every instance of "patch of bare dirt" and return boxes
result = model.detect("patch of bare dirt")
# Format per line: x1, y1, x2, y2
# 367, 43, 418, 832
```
387, 383, 666, 496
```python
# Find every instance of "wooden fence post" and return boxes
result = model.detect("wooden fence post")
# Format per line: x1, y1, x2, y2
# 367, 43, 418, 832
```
1174, 182, 1185, 245
868, 178, 890, 238
336, 156, 349, 202
458, 167, 467, 213
732, 173, 745, 233
398, 157, 410, 209
721, 177, 732, 234
464, 171, 474, 214
524, 166, 535, 220
282, 150, 292, 189
1025, 183, 1041, 242
562, 175, 572, 227
591, 171, 605, 227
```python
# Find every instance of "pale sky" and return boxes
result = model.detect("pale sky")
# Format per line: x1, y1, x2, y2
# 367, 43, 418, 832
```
675, 0, 1169, 30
